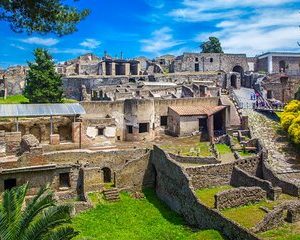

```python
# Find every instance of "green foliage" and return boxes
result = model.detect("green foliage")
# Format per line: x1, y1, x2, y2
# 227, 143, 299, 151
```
0, 95, 29, 104
0, 0, 89, 35
280, 100, 300, 144
73, 189, 224, 240
201, 37, 224, 53
0, 183, 78, 240
24, 48, 64, 103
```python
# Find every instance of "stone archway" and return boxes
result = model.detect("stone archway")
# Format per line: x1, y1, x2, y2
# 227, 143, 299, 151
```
29, 125, 42, 142
233, 65, 244, 77
101, 167, 112, 183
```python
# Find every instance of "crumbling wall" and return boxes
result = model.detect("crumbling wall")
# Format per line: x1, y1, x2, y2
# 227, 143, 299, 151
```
151, 146, 259, 240
215, 187, 266, 210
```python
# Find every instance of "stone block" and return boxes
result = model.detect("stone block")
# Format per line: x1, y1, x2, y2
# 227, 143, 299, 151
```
50, 134, 60, 145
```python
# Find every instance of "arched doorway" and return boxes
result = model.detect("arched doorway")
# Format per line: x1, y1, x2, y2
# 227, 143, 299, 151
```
29, 125, 41, 142
279, 60, 286, 72
230, 74, 237, 88
101, 167, 112, 183
233, 65, 244, 77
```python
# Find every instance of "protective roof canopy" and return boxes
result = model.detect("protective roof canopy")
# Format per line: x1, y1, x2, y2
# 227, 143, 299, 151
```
0, 103, 86, 117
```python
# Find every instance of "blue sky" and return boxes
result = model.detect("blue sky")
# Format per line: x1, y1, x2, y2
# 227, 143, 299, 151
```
0, 0, 300, 68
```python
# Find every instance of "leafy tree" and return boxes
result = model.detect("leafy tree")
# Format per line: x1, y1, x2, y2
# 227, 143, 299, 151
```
0, 0, 89, 36
201, 37, 224, 53
24, 48, 63, 103
0, 183, 78, 240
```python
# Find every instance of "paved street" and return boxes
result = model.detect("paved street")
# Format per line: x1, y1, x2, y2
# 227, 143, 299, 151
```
234, 88, 300, 184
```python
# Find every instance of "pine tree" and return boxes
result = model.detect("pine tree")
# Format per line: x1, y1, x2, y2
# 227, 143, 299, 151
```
24, 48, 63, 103
201, 37, 224, 53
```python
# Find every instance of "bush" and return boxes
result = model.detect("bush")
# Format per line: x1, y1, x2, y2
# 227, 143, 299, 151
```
288, 115, 300, 144
280, 100, 300, 145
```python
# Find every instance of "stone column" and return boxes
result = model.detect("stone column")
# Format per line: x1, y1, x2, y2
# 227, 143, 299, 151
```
268, 55, 273, 74
125, 63, 130, 76
111, 62, 116, 76
207, 115, 214, 141
101, 62, 106, 76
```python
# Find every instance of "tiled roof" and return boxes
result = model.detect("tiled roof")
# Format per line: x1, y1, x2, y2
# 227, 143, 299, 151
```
169, 105, 226, 116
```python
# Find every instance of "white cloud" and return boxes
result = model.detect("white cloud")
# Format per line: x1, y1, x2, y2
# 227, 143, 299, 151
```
20, 37, 59, 46
49, 48, 90, 55
10, 43, 26, 50
194, 9, 300, 56
140, 27, 184, 55
80, 39, 101, 49
169, 0, 298, 22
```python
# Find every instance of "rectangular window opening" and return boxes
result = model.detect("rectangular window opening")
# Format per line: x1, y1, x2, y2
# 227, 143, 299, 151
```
127, 125, 133, 134
98, 128, 105, 136
4, 178, 16, 190
160, 116, 168, 126
139, 123, 149, 133
59, 173, 70, 188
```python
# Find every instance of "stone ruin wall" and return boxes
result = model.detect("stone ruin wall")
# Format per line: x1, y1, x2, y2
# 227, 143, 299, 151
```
0, 148, 153, 199
151, 146, 259, 240
214, 187, 266, 210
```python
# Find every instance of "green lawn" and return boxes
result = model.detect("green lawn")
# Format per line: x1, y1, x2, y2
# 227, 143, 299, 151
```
195, 185, 233, 208
215, 144, 232, 155
221, 194, 297, 229
0, 95, 77, 104
160, 142, 212, 157
237, 150, 256, 157
0, 95, 29, 104
259, 223, 300, 240
72, 189, 224, 240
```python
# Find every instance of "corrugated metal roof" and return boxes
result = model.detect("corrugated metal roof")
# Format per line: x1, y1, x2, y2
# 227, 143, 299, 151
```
169, 105, 226, 116
0, 103, 86, 117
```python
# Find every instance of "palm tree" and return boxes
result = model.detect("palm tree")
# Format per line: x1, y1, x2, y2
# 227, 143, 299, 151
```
0, 183, 78, 240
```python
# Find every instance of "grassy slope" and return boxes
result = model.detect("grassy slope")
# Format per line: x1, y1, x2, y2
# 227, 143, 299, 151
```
72, 189, 224, 240
215, 144, 232, 155
0, 95, 77, 104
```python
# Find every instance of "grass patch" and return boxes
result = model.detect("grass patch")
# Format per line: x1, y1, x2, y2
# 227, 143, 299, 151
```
161, 142, 212, 157
0, 95, 29, 104
215, 144, 232, 155
237, 150, 255, 157
72, 188, 224, 240
221, 194, 297, 229
0, 95, 77, 104
195, 185, 233, 208
259, 222, 300, 240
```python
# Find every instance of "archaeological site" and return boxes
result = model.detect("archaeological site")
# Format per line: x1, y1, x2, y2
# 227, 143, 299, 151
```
0, 1, 300, 239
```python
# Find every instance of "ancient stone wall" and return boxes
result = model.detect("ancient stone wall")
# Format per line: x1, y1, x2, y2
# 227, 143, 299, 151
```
151, 146, 259, 240
185, 157, 260, 189
231, 166, 281, 200
171, 53, 249, 74
215, 187, 266, 210
168, 153, 220, 164
262, 160, 300, 196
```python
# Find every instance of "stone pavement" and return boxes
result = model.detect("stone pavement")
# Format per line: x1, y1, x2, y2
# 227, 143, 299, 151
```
234, 88, 300, 185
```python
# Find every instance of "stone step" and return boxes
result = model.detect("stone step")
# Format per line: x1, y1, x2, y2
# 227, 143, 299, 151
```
103, 188, 120, 202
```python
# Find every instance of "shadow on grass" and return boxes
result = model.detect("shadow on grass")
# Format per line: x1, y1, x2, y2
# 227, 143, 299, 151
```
142, 187, 227, 239
142, 188, 189, 227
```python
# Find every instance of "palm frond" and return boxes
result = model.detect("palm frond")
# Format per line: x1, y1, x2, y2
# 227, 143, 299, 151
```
43, 226, 79, 240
